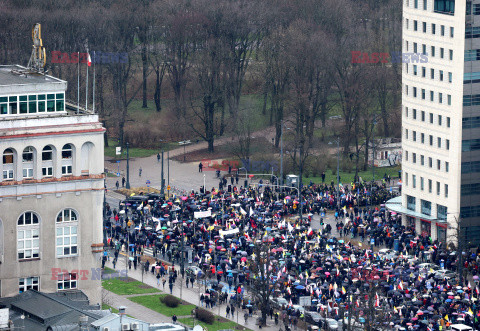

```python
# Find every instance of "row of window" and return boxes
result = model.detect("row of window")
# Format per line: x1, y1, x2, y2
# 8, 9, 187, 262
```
405, 19, 454, 38
461, 205, 480, 219
406, 0, 455, 15
407, 64, 452, 83
462, 139, 480, 152
462, 161, 480, 174
405, 41, 453, 61
405, 85, 452, 105
404, 151, 449, 173
2, 144, 74, 180
406, 195, 448, 220
405, 107, 451, 128
17, 210, 78, 260
463, 95, 480, 106
19, 274, 77, 293
463, 116, 480, 130
404, 130, 450, 151
461, 183, 480, 196
404, 172, 448, 197
0, 93, 65, 116
467, 2, 480, 16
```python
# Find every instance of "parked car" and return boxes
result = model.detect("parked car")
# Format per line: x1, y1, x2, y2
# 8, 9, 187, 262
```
270, 297, 288, 309
434, 269, 456, 280
305, 311, 322, 326
186, 266, 202, 276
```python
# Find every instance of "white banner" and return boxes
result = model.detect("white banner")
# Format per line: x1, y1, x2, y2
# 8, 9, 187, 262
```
219, 228, 240, 238
194, 210, 212, 219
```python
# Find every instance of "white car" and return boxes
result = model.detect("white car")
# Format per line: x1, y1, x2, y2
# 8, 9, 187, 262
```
292, 305, 305, 315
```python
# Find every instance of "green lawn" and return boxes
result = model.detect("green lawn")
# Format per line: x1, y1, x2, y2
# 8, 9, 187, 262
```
105, 139, 177, 159
102, 278, 160, 295
128, 294, 196, 317
305, 165, 401, 185
178, 317, 252, 331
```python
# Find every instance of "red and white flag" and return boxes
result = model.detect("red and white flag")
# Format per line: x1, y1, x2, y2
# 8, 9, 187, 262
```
374, 292, 380, 307
87, 53, 92, 67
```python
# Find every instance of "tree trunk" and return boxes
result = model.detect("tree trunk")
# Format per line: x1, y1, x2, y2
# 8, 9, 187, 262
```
142, 42, 148, 108
154, 69, 161, 112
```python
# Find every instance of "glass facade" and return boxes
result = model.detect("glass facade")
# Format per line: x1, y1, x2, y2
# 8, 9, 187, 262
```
407, 195, 416, 211
0, 93, 64, 116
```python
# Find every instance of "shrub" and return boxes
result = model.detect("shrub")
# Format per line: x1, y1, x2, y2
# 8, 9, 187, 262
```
161, 295, 180, 308
195, 307, 215, 324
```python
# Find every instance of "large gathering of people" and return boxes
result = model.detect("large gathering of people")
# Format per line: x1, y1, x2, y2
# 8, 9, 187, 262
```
103, 178, 480, 330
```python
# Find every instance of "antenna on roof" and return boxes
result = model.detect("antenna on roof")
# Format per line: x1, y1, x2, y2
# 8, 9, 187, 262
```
27, 23, 46, 73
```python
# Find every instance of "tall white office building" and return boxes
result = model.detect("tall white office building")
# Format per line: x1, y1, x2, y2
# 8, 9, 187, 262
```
387, 0, 480, 246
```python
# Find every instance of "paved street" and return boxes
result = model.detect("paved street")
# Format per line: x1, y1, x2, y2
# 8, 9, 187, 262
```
104, 253, 280, 331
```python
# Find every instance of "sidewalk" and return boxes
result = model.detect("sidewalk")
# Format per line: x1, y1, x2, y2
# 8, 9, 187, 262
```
104, 256, 281, 331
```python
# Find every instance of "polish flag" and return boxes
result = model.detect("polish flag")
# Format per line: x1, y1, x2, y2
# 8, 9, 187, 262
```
87, 53, 92, 67
374, 292, 380, 307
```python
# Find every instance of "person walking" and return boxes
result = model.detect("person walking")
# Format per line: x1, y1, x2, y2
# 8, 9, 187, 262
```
172, 314, 177, 324
115, 180, 119, 190
157, 153, 160, 162
122, 176, 125, 187
199, 162, 203, 172
226, 305, 231, 318
139, 167, 142, 177
156, 272, 161, 286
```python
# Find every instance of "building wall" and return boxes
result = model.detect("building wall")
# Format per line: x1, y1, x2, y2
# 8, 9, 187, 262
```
402, 0, 466, 244
0, 115, 104, 305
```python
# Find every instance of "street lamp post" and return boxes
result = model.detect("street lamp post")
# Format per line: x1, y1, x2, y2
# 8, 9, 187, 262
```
161, 150, 165, 196
280, 123, 283, 192
126, 142, 131, 189
372, 117, 377, 183
336, 138, 340, 209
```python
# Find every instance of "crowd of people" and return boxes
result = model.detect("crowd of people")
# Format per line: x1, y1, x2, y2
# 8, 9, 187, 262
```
103, 180, 480, 330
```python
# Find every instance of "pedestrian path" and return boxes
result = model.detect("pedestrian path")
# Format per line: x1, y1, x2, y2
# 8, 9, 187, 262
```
104, 256, 280, 331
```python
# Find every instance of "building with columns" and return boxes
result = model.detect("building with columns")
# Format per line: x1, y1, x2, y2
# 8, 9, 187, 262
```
388, 0, 480, 246
0, 65, 104, 304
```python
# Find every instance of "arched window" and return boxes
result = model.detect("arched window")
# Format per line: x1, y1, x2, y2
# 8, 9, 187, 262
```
2, 148, 14, 180
22, 147, 34, 179
42, 146, 54, 177
61, 144, 73, 175
17, 212, 40, 260
56, 209, 78, 257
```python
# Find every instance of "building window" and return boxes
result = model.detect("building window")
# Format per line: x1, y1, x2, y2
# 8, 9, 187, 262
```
449, 50, 453, 60
61, 144, 73, 176
22, 147, 34, 179
462, 161, 480, 174
428, 179, 432, 193
461, 183, 480, 196
420, 177, 424, 190
445, 184, 448, 197
440, 48, 444, 58
438, 137, 441, 148
2, 148, 14, 180
413, 87, 417, 98
421, 111, 425, 121
17, 212, 40, 260
421, 200, 431, 215
414, 20, 418, 31
413, 131, 417, 142
431, 46, 435, 57
57, 272, 78, 290
437, 181, 441, 195
431, 69, 434, 79
422, 67, 426, 77
41, 146, 53, 178
407, 195, 416, 211
429, 135, 433, 146
421, 133, 425, 143
437, 159, 441, 170
413, 153, 417, 163
56, 209, 78, 257
450, 27, 454, 37
465, 49, 480, 61
438, 115, 442, 126
421, 89, 425, 99
446, 139, 450, 150
405, 172, 409, 186
429, 157, 433, 168
414, 0, 418, 8
462, 139, 480, 152
19, 276, 39, 293
413, 65, 417, 76
435, 1, 455, 15
405, 129, 409, 140
447, 117, 450, 127
445, 161, 449, 172
430, 91, 434, 101
441, 25, 445, 35
430, 113, 433, 123
437, 205, 447, 221
413, 175, 417, 188
423, 22, 427, 33
432, 23, 436, 34
421, 154, 425, 165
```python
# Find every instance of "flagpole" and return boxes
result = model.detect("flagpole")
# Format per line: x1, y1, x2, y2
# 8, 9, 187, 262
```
86, 49, 89, 111
77, 51, 80, 114
93, 51, 96, 113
